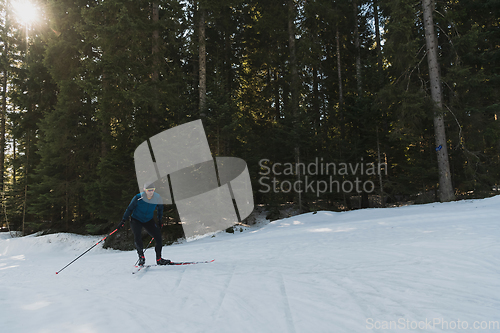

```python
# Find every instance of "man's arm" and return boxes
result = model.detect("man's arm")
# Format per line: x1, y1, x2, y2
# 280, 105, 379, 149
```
122, 194, 140, 221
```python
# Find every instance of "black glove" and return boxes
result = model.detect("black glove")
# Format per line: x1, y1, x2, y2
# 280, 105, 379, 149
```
116, 219, 126, 230
157, 217, 163, 229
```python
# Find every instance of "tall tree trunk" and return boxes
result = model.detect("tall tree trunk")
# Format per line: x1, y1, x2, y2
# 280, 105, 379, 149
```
353, 0, 362, 96
2, 190, 11, 236
336, 27, 344, 139
376, 127, 385, 207
312, 65, 320, 130
373, 0, 383, 85
1, 69, 6, 192
198, 4, 207, 117
101, 73, 109, 158
151, 1, 160, 131
274, 70, 280, 120
288, 0, 301, 212
22, 131, 30, 236
288, 0, 299, 119
65, 181, 69, 230
1, 7, 8, 193
152, 2, 159, 83
422, 0, 455, 202
12, 137, 16, 188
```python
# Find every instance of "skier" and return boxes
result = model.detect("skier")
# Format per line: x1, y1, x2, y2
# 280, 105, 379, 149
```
117, 182, 171, 266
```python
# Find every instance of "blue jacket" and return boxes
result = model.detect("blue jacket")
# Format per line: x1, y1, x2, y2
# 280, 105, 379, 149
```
122, 192, 164, 223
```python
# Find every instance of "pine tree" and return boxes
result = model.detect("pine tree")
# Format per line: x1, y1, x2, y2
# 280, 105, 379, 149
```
29, 0, 99, 230
422, 0, 455, 202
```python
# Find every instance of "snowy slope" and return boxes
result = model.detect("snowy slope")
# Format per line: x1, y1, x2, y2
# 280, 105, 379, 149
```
1, 197, 499, 333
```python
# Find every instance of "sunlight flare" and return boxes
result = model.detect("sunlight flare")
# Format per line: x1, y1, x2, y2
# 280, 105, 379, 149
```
11, 0, 39, 25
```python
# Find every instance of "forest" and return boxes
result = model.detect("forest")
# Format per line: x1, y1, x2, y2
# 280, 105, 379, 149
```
0, 0, 498, 236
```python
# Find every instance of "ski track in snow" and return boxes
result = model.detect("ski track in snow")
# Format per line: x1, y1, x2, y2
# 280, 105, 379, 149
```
211, 264, 236, 320
279, 273, 297, 333
1, 196, 500, 332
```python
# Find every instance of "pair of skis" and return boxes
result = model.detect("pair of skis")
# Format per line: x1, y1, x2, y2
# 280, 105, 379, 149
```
132, 259, 214, 274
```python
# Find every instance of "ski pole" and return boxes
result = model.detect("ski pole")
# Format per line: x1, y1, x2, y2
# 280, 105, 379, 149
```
56, 228, 118, 275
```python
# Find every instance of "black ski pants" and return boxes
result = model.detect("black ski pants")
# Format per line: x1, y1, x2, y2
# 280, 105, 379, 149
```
130, 218, 163, 259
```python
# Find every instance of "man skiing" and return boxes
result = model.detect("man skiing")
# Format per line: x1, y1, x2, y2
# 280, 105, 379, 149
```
117, 182, 171, 266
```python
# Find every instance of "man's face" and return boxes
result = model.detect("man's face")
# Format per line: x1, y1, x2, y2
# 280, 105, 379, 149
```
144, 187, 155, 199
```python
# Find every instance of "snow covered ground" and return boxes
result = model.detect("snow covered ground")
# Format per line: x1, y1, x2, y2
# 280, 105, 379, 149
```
1, 196, 499, 333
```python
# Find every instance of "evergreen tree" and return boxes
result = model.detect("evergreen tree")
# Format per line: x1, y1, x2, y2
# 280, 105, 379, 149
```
438, 0, 500, 193
422, 0, 455, 202
29, 0, 99, 230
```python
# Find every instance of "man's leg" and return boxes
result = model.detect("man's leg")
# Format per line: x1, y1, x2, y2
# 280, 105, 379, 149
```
142, 219, 163, 260
130, 218, 145, 257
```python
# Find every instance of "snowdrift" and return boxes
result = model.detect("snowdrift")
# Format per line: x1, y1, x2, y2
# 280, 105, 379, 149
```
1, 196, 499, 332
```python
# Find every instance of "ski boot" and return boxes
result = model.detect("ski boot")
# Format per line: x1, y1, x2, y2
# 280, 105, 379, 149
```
156, 258, 171, 265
